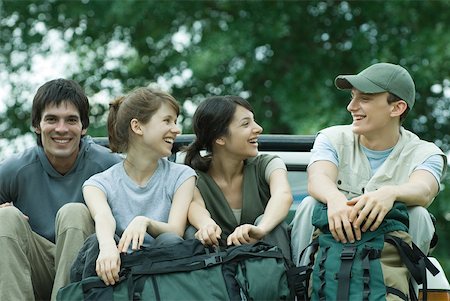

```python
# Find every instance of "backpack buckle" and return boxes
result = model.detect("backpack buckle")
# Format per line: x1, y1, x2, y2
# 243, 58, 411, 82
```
204, 255, 223, 266
340, 246, 356, 260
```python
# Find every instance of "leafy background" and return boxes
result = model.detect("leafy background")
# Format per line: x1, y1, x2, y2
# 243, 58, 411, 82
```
1, 0, 449, 274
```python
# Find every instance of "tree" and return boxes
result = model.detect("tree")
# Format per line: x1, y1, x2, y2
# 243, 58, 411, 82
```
1, 0, 449, 270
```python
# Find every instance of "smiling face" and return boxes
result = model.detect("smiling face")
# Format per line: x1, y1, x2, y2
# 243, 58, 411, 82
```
219, 105, 263, 158
138, 102, 181, 158
347, 89, 397, 138
35, 101, 87, 172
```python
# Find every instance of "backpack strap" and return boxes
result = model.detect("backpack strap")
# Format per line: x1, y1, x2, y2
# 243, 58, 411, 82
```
287, 239, 319, 300
336, 245, 357, 301
360, 247, 379, 301
385, 287, 409, 301
80, 276, 123, 301
384, 235, 440, 301
318, 246, 330, 301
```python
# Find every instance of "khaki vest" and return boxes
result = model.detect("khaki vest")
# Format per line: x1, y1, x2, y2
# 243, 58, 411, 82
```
320, 125, 447, 206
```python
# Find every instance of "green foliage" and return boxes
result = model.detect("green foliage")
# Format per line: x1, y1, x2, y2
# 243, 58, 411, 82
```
1, 0, 449, 272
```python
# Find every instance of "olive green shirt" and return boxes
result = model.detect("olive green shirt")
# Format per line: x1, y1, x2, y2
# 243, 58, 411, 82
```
196, 154, 276, 237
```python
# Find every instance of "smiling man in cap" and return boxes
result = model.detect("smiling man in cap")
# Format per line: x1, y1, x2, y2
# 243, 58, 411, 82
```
291, 63, 447, 267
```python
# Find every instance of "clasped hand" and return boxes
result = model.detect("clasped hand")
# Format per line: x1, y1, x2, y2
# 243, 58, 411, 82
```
328, 188, 396, 243
195, 223, 266, 247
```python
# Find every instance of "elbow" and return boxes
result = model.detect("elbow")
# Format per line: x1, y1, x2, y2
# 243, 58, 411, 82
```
279, 190, 293, 207
286, 192, 294, 206
420, 192, 435, 208
416, 187, 436, 208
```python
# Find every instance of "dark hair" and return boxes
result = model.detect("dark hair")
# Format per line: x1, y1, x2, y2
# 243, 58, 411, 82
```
387, 92, 409, 123
108, 87, 179, 153
184, 95, 253, 172
31, 79, 89, 146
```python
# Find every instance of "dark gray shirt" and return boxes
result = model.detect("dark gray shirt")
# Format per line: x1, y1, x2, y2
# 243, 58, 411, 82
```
0, 136, 122, 242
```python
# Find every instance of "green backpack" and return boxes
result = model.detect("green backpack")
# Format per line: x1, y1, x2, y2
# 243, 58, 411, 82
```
288, 202, 439, 301
57, 239, 293, 301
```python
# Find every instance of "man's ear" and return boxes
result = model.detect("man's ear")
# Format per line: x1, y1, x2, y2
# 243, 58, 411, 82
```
391, 100, 408, 117
81, 128, 87, 135
34, 127, 41, 134
130, 118, 143, 135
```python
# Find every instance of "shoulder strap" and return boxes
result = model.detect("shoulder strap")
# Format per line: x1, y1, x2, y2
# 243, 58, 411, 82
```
385, 235, 440, 301
336, 245, 357, 301
287, 239, 319, 300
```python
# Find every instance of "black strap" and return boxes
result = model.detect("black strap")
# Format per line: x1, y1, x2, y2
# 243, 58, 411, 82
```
287, 265, 313, 301
81, 278, 114, 301
409, 280, 419, 301
385, 235, 440, 301
318, 246, 329, 301
385, 235, 439, 280
81, 278, 107, 292
336, 245, 356, 301
132, 275, 148, 301
131, 247, 285, 276
386, 286, 409, 301
287, 239, 319, 300
361, 248, 371, 301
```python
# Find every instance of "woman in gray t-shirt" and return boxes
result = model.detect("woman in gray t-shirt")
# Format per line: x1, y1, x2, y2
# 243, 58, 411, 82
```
81, 87, 196, 286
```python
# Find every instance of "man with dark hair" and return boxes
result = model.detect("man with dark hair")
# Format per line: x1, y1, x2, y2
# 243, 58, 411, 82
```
0, 79, 122, 300
291, 63, 447, 266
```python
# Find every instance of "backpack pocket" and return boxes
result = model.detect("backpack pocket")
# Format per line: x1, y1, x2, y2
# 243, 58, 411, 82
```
235, 256, 291, 300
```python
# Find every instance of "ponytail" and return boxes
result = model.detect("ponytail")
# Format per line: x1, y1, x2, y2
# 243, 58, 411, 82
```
183, 139, 211, 172
107, 96, 125, 153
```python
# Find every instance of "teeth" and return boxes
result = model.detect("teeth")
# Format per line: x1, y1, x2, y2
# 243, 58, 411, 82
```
54, 139, 70, 143
164, 138, 174, 144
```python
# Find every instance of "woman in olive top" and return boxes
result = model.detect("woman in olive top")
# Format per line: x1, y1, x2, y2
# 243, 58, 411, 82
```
185, 95, 292, 259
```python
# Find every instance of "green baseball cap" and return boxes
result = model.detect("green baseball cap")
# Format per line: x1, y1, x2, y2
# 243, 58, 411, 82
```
335, 63, 415, 109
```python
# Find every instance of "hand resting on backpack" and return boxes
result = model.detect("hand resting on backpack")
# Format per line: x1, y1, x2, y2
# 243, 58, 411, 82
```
347, 169, 439, 235
194, 222, 222, 246
227, 224, 266, 246
347, 186, 396, 235
96, 241, 121, 286
118, 216, 149, 252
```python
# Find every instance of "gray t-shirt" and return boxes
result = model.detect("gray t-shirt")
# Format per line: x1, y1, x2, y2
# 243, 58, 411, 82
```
0, 136, 122, 242
83, 158, 196, 247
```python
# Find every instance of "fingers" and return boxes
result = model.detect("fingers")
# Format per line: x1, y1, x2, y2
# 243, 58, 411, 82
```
96, 257, 120, 286
195, 225, 222, 246
347, 197, 362, 223
362, 207, 387, 232
227, 225, 253, 246
352, 200, 371, 231
130, 233, 143, 251
353, 223, 361, 241
330, 218, 347, 243
118, 235, 132, 253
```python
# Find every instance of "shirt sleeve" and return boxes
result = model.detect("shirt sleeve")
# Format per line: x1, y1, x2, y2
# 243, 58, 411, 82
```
309, 133, 339, 167
414, 154, 445, 187
264, 157, 287, 183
